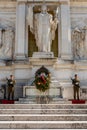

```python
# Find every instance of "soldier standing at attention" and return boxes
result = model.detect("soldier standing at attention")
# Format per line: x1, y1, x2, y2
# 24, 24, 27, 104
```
6, 75, 16, 100
71, 74, 80, 100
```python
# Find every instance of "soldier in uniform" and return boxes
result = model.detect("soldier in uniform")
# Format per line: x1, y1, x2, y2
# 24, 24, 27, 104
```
6, 75, 16, 100
71, 74, 80, 100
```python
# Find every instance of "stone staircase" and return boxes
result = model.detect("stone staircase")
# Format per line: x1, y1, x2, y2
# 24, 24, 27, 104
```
0, 104, 87, 129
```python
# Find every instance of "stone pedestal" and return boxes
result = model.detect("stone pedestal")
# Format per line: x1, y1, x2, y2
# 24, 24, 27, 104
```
29, 52, 57, 66
32, 52, 54, 58
29, 57, 57, 66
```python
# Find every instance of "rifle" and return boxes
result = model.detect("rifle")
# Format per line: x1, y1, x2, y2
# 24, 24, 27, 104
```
71, 77, 80, 87
71, 78, 74, 84
6, 77, 11, 86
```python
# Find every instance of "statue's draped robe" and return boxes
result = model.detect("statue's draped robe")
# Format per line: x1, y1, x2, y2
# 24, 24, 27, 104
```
35, 13, 52, 52
27, 6, 34, 33
27, 6, 58, 52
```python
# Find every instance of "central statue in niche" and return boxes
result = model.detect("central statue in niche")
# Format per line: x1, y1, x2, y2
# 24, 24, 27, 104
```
27, 4, 58, 52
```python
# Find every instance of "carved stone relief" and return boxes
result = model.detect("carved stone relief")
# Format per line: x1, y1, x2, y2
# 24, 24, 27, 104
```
0, 18, 15, 59
71, 17, 87, 60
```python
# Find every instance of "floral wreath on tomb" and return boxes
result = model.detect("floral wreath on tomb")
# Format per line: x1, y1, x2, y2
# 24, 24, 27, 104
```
34, 66, 50, 92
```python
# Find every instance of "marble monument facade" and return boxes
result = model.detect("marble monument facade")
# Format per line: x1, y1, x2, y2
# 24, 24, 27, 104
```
0, 0, 87, 100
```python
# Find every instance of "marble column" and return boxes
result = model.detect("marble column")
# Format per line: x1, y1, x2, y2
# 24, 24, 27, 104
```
60, 1, 72, 60
15, 1, 26, 60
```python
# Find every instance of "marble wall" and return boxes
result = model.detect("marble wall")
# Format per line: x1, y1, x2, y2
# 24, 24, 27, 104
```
0, 2, 16, 59
0, 0, 87, 100
71, 5, 87, 60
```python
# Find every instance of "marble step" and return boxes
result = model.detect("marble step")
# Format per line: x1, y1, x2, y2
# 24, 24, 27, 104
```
0, 104, 87, 109
0, 109, 87, 114
15, 100, 71, 104
15, 100, 86, 104
0, 114, 87, 121
16, 99, 87, 104
17, 97, 69, 104
0, 121, 87, 129
18, 97, 65, 101
0, 129, 83, 130
15, 101, 37, 104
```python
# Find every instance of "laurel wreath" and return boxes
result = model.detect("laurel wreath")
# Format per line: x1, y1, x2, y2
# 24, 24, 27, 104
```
34, 74, 50, 92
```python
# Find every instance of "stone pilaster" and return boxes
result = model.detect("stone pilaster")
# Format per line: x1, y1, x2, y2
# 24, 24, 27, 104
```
15, 1, 26, 60
60, 1, 72, 60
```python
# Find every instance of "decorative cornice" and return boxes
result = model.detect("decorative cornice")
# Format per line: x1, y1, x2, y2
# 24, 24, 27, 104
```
0, 0, 87, 2
17, 0, 27, 2
70, 1, 87, 7
70, 0, 87, 2
0, 1, 16, 8
17, 0, 68, 2
17, 0, 69, 4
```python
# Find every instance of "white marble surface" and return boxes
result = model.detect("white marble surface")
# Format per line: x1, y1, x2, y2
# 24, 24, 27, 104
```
0, 0, 87, 100
32, 52, 54, 58
60, 4, 72, 60
15, 3, 26, 59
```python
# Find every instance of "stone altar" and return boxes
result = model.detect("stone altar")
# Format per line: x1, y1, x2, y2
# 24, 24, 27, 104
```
20, 76, 63, 103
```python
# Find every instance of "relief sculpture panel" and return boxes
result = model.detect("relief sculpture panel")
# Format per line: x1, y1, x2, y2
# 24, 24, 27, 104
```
71, 17, 87, 60
0, 18, 15, 59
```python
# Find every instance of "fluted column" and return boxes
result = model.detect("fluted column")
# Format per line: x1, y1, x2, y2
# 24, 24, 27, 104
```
15, 1, 26, 60
60, 1, 72, 60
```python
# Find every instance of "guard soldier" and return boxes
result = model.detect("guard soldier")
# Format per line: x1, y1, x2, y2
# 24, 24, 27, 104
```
71, 74, 80, 100
6, 75, 16, 100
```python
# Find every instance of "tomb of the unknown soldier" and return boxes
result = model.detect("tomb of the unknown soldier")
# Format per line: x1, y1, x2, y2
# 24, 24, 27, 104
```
0, 0, 87, 129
